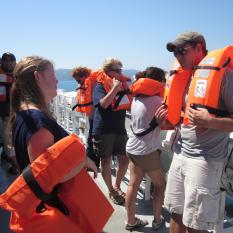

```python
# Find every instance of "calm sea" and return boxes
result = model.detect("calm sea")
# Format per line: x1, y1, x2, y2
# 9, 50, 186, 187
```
58, 79, 133, 92
57, 80, 77, 92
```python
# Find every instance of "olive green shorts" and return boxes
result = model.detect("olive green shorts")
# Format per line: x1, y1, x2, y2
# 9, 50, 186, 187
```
93, 134, 128, 158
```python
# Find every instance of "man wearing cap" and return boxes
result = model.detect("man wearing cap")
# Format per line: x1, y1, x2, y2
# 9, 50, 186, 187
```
160, 32, 233, 232
0, 52, 19, 174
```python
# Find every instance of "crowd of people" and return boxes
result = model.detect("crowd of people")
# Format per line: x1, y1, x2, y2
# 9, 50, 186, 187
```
0, 30, 233, 233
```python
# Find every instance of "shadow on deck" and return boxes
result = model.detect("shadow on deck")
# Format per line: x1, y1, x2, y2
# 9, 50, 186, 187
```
0, 160, 18, 233
0, 158, 170, 233
2, 156, 233, 233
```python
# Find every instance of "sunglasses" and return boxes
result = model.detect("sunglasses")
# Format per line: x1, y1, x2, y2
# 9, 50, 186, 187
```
111, 68, 122, 73
173, 45, 193, 57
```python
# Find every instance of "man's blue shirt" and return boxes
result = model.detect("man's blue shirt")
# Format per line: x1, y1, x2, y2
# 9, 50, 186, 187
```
92, 83, 127, 136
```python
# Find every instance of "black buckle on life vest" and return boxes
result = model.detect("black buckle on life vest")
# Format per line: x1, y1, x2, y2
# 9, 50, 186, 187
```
130, 117, 158, 137
191, 104, 230, 117
72, 101, 93, 111
169, 70, 177, 76
22, 166, 70, 216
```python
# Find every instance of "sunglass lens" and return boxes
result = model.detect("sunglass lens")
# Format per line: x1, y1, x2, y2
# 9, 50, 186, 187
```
174, 47, 186, 56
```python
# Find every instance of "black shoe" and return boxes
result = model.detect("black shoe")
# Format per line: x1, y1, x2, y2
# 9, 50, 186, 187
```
1, 149, 8, 161
7, 165, 20, 175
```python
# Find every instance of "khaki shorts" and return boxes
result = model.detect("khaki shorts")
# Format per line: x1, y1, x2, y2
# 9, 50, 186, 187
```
164, 153, 224, 231
92, 134, 128, 158
127, 150, 162, 171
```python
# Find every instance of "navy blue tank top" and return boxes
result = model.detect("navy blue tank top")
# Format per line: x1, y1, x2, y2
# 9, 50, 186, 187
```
13, 109, 68, 171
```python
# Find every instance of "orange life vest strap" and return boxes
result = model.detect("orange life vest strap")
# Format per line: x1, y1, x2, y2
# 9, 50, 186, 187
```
194, 56, 231, 71
113, 89, 130, 109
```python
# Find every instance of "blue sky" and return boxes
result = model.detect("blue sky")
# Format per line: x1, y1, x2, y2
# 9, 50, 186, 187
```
2, 0, 233, 71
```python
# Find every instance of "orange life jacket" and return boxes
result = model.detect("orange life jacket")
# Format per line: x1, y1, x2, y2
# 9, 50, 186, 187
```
164, 64, 191, 126
164, 46, 233, 126
0, 68, 14, 103
130, 78, 164, 97
96, 71, 132, 111
183, 45, 233, 124
130, 78, 165, 136
73, 71, 100, 116
0, 134, 114, 233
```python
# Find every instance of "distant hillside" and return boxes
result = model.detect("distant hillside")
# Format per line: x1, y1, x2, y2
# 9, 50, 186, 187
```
55, 69, 72, 81
55, 69, 138, 81
122, 69, 138, 78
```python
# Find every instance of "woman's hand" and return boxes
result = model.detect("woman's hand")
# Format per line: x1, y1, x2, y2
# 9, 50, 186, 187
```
85, 157, 98, 178
155, 104, 168, 126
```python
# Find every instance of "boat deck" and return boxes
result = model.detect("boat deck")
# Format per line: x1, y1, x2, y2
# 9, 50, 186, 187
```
1, 157, 233, 233
1, 90, 233, 232
0, 158, 170, 233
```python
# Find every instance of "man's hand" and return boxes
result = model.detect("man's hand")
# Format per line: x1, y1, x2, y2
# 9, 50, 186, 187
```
187, 107, 212, 127
112, 78, 121, 92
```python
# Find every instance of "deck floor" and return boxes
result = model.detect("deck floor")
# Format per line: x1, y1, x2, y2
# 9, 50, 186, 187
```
1, 157, 233, 233
0, 158, 170, 233
0, 160, 17, 233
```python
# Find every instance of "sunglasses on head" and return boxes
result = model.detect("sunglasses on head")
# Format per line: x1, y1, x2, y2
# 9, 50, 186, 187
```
173, 45, 193, 57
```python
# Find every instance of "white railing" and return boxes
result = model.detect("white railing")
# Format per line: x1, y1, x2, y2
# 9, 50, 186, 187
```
50, 90, 233, 233
50, 89, 89, 145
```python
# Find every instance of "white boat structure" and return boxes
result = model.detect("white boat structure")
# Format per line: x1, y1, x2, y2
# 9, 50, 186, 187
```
49, 89, 233, 233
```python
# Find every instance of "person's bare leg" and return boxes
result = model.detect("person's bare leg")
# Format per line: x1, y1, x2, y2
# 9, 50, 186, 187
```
114, 155, 129, 190
125, 161, 144, 224
101, 157, 114, 192
147, 167, 165, 223
170, 213, 185, 233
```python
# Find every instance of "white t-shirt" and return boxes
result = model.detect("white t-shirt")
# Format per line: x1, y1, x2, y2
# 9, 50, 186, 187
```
126, 95, 162, 155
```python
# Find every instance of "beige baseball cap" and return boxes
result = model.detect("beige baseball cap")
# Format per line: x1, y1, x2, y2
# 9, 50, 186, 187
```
166, 31, 206, 52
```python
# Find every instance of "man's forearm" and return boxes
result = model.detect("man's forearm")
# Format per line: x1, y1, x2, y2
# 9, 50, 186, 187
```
208, 116, 233, 132
99, 87, 118, 109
